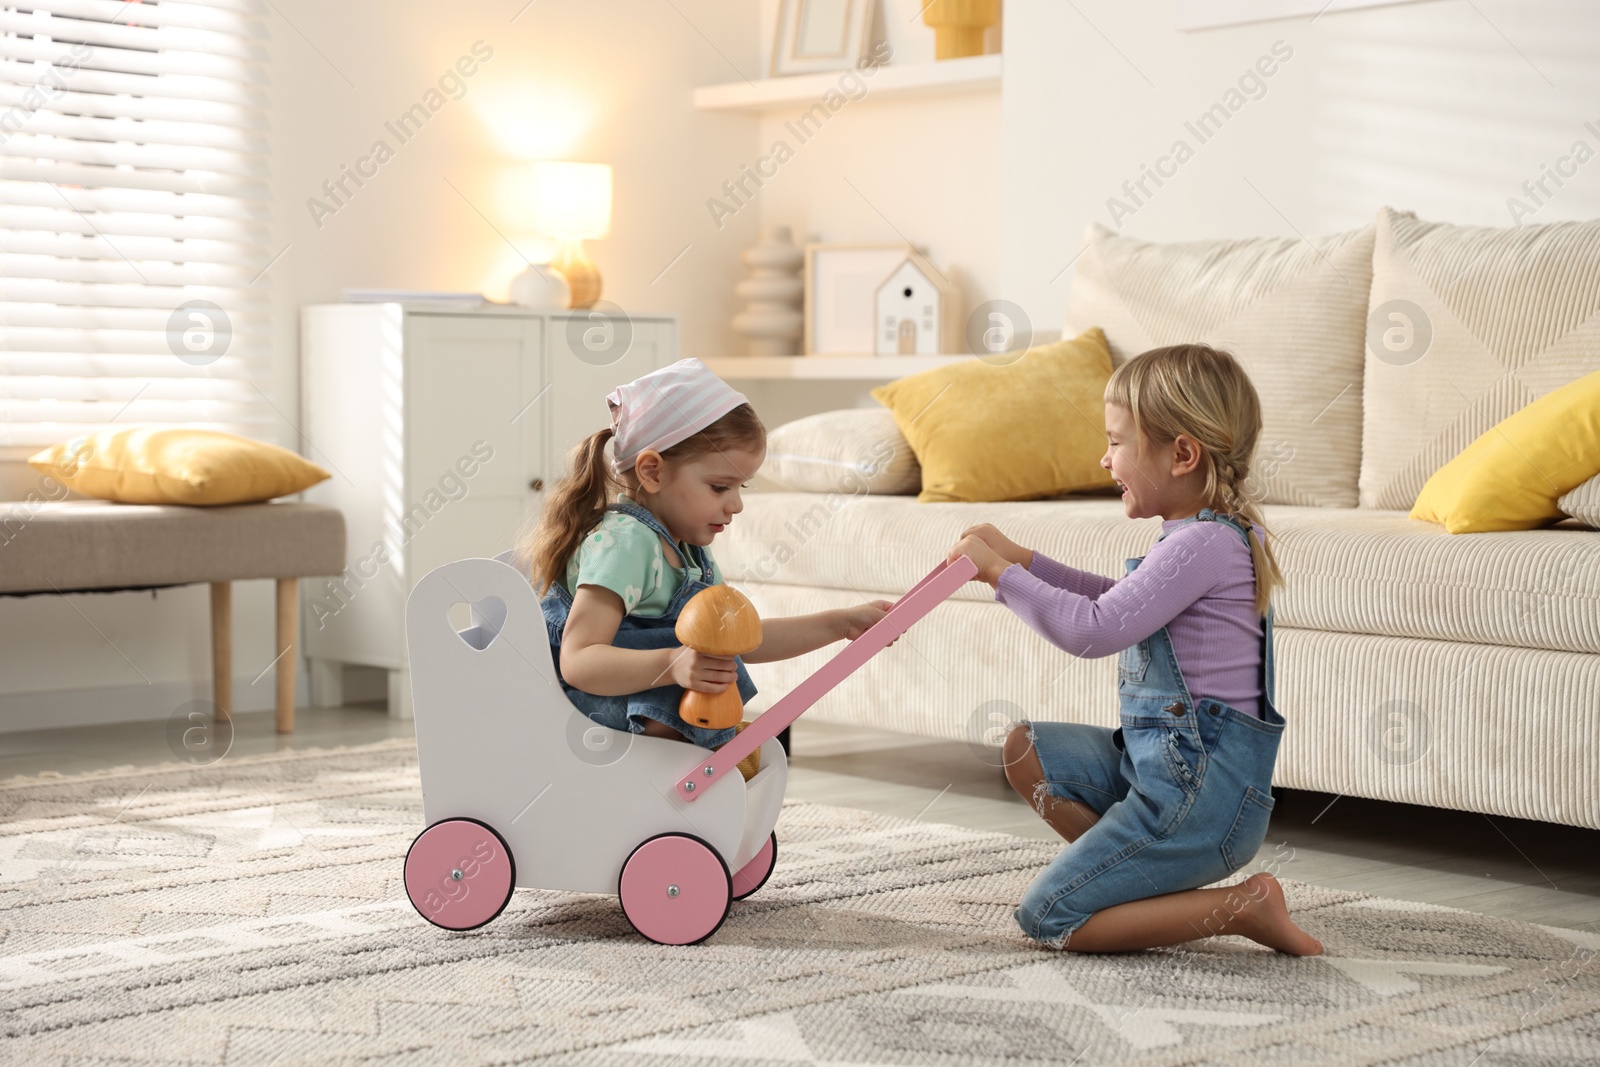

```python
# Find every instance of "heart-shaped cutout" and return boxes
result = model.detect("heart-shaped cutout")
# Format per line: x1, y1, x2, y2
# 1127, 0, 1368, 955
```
451, 596, 506, 651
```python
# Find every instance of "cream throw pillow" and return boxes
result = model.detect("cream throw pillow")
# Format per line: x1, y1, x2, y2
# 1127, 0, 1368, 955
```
29, 425, 331, 506
762, 407, 920, 495
1361, 208, 1600, 510
1064, 221, 1374, 507
1560, 476, 1600, 528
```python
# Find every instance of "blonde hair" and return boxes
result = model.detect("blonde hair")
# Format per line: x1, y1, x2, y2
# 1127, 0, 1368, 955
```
1103, 343, 1284, 616
517, 403, 766, 597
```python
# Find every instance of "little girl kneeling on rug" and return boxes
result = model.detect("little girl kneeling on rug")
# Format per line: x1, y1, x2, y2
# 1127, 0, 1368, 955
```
949, 343, 1323, 956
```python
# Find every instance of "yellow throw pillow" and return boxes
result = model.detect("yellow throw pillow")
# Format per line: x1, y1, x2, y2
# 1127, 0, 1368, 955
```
871, 329, 1118, 503
29, 425, 331, 506
1410, 368, 1600, 533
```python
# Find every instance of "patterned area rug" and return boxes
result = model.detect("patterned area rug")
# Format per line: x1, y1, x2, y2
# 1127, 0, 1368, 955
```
2, 739, 1596, 1066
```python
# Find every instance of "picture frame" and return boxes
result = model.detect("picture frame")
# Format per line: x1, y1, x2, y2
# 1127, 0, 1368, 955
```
804, 242, 915, 355
771, 0, 877, 78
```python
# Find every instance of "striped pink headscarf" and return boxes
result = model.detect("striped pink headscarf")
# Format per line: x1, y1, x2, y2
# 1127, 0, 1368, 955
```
606, 358, 750, 477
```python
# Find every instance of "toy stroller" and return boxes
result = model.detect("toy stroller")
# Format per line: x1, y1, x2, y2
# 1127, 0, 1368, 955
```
401, 552, 977, 945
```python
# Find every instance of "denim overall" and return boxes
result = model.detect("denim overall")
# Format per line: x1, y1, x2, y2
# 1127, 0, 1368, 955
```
1014, 507, 1285, 947
539, 497, 758, 750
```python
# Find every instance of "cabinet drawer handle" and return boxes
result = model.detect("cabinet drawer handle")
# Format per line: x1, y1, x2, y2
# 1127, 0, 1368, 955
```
529, 478, 544, 491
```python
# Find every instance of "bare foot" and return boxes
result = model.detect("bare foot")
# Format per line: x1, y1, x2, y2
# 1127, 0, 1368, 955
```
1235, 872, 1324, 956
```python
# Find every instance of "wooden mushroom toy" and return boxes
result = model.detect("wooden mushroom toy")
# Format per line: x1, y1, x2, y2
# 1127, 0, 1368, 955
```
674, 584, 762, 731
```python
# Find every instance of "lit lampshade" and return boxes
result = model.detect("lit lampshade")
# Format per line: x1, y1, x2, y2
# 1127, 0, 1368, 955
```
529, 161, 611, 308
530, 161, 611, 238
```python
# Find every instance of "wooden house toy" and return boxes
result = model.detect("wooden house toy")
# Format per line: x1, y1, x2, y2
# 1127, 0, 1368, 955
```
874, 250, 961, 356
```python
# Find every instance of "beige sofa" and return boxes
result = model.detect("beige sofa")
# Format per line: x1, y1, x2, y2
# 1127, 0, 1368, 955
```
716, 208, 1600, 831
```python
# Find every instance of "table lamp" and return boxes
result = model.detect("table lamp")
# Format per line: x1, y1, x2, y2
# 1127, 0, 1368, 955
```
530, 160, 611, 309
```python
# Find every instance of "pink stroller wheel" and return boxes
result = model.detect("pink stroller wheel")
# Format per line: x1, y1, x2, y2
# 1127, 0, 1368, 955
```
618, 833, 732, 945
731, 832, 777, 901
404, 817, 515, 931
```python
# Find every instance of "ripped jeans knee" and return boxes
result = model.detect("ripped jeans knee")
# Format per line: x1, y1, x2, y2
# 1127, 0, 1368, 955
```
1001, 720, 1038, 790
1030, 778, 1054, 818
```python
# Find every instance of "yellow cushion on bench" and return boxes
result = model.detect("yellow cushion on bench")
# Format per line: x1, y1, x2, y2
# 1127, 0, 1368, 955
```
29, 425, 331, 506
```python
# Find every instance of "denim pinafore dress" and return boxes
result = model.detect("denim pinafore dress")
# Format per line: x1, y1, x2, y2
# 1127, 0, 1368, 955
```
539, 496, 758, 750
1015, 507, 1286, 947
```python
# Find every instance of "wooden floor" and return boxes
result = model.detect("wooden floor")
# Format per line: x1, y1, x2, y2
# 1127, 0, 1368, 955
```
4, 706, 1597, 934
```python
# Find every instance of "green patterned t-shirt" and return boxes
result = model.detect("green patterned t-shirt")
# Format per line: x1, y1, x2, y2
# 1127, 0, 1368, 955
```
562, 499, 724, 617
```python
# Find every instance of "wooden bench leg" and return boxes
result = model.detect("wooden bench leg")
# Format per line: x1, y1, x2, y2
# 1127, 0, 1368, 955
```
210, 581, 231, 722
276, 577, 297, 734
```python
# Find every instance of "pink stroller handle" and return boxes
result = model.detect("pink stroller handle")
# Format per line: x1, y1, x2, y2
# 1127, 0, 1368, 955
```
674, 555, 979, 802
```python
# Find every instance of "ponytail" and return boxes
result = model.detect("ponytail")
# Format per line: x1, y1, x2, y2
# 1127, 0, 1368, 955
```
517, 427, 623, 597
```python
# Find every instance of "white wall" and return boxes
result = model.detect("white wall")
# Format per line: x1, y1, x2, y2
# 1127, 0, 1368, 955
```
0, 0, 764, 729
1000, 0, 1600, 334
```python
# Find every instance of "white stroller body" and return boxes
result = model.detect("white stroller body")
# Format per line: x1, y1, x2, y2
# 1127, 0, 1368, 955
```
401, 552, 974, 944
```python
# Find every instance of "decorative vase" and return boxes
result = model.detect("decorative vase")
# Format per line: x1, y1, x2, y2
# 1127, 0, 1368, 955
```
731, 225, 804, 357
550, 238, 601, 309
921, 0, 998, 60
508, 262, 571, 310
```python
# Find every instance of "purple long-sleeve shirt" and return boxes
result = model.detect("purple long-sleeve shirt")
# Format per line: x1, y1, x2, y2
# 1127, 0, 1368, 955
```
994, 518, 1267, 719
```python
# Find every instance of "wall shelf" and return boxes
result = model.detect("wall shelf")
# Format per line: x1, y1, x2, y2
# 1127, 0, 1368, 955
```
693, 54, 1001, 113
702, 355, 970, 380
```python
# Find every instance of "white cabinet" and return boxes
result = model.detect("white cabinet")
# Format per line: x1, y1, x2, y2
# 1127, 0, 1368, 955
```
299, 303, 676, 718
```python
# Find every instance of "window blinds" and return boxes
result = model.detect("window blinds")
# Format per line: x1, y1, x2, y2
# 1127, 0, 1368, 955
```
0, 0, 271, 455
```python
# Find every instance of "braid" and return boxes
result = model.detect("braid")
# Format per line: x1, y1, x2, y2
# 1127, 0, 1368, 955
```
1219, 477, 1241, 514
1212, 455, 1249, 519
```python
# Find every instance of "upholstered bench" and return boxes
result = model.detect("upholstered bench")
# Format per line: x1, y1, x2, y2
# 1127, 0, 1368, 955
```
0, 500, 346, 733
